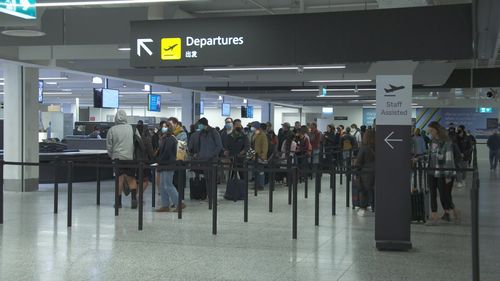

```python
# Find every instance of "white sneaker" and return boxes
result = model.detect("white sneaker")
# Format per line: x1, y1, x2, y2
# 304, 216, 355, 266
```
456, 181, 465, 188
357, 209, 366, 216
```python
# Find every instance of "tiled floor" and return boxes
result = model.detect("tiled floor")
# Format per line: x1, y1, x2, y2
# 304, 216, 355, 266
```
1, 159, 499, 281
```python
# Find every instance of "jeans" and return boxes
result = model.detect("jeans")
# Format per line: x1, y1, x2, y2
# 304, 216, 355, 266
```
489, 149, 500, 169
159, 170, 179, 208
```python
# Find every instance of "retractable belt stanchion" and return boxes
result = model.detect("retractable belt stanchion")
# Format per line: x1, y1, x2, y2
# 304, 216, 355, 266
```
471, 145, 480, 281
287, 156, 292, 205
138, 162, 144, 231
96, 157, 101, 206
254, 155, 258, 197
208, 162, 213, 210
113, 159, 119, 216
269, 158, 274, 213
54, 157, 59, 214
244, 160, 249, 223
346, 150, 351, 208
212, 164, 218, 235
151, 165, 156, 208
304, 155, 309, 199
67, 161, 74, 227
331, 169, 336, 216
178, 163, 184, 220
0, 160, 4, 224
292, 167, 298, 240
315, 163, 321, 226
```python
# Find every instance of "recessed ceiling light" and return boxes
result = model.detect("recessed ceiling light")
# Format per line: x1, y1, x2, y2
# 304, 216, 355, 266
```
309, 79, 372, 83
39, 77, 68, 80
44, 92, 73, 95
45, 82, 58, 85
92, 77, 103, 84
35, 0, 194, 8
316, 95, 360, 98
143, 84, 151, 92
118, 47, 131, 51
303, 66, 346, 70
1, 30, 46, 37
205, 66, 299, 72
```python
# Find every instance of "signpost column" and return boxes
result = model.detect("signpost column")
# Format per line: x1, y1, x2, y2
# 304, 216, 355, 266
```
375, 75, 412, 251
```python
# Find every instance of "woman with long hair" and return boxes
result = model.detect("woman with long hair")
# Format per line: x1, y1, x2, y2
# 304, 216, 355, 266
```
355, 128, 376, 215
426, 121, 458, 225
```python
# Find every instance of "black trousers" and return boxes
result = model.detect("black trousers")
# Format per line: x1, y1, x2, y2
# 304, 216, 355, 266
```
428, 175, 454, 212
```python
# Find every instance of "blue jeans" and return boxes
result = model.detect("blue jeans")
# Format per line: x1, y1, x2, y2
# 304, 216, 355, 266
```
159, 170, 179, 208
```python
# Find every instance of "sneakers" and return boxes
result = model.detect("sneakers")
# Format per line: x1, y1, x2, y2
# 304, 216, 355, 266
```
456, 181, 465, 188
123, 180, 131, 196
173, 203, 187, 212
155, 207, 171, 212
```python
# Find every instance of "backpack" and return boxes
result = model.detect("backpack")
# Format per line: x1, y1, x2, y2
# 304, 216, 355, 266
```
343, 137, 353, 150
176, 140, 187, 161
132, 126, 147, 161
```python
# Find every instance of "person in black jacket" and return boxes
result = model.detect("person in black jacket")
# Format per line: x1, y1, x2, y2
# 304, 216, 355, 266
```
156, 123, 185, 212
487, 130, 500, 170
224, 119, 249, 179
323, 124, 336, 166
455, 125, 473, 187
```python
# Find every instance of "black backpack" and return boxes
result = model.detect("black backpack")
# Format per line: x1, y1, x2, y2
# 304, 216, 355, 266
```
131, 126, 147, 161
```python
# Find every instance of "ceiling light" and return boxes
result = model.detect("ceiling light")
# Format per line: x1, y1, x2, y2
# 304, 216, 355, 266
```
291, 88, 375, 92
316, 95, 360, 98
61, 89, 72, 92
45, 82, 58, 85
1, 30, 45, 37
218, 95, 223, 100
44, 92, 73, 95
0, 82, 4, 86
243, 99, 248, 103
92, 77, 103, 84
143, 84, 151, 92
303, 65, 346, 70
123, 83, 127, 88
35, 0, 193, 8
205, 66, 299, 72
309, 79, 372, 83
39, 77, 68, 80
118, 47, 131, 51
120, 91, 171, 94
322, 107, 334, 113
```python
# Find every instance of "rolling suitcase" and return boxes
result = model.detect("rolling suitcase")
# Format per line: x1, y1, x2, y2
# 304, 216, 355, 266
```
224, 161, 245, 201
190, 175, 207, 200
351, 174, 360, 209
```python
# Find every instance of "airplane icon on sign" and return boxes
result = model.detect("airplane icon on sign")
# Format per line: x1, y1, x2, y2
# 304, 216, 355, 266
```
164, 44, 178, 51
384, 84, 405, 94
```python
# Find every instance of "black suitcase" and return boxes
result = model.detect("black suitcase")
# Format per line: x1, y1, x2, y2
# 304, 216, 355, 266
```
224, 168, 245, 201
351, 175, 360, 209
190, 176, 207, 200
411, 189, 426, 222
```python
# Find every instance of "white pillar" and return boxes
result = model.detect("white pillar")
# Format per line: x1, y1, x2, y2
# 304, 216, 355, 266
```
181, 92, 195, 126
3, 64, 40, 192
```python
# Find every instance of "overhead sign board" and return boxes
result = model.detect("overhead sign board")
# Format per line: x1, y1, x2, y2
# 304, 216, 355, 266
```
0, 0, 36, 19
130, 4, 472, 68
375, 75, 413, 251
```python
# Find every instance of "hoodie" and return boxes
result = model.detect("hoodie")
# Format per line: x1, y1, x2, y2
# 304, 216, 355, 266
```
106, 110, 135, 160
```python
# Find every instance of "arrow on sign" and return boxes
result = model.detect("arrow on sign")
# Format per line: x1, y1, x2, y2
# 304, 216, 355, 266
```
137, 38, 153, 57
384, 131, 403, 149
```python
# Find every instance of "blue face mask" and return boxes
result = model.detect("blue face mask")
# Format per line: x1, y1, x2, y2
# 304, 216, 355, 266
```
161, 127, 169, 133
225, 123, 233, 130
198, 124, 205, 131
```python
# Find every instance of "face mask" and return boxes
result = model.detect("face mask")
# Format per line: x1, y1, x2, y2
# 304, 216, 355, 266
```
154, 128, 158, 134
250, 127, 256, 132
225, 124, 233, 130
161, 127, 169, 133
198, 124, 205, 131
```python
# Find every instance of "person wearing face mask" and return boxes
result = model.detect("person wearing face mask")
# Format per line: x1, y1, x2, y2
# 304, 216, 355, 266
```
426, 121, 460, 225
225, 119, 249, 179
221, 117, 234, 152
156, 123, 185, 212
136, 121, 155, 194
194, 118, 223, 162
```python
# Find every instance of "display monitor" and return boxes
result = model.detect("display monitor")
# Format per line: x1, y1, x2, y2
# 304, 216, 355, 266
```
148, 94, 161, 112
221, 103, 231, 116
102, 88, 119, 108
93, 88, 103, 108
246, 105, 254, 118
38, 80, 44, 103
240, 106, 247, 118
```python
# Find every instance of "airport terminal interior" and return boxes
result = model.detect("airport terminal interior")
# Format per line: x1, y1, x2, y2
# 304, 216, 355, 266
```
0, 0, 500, 280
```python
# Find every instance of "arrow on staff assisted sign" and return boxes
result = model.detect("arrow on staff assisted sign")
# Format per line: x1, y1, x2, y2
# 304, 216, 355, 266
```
137, 38, 153, 57
384, 131, 403, 149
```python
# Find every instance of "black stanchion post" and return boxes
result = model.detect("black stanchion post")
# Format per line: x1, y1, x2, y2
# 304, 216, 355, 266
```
96, 156, 101, 206
212, 164, 217, 235
151, 166, 156, 208
292, 167, 298, 240
304, 156, 308, 199
287, 156, 292, 205
331, 171, 336, 216
346, 150, 351, 208
67, 161, 73, 228
471, 170, 480, 281
177, 166, 183, 220
208, 163, 212, 210
53, 157, 59, 214
244, 160, 249, 223
254, 154, 258, 197
138, 162, 144, 231
269, 159, 274, 213
114, 159, 119, 216
340, 153, 343, 185
0, 160, 3, 224
315, 164, 320, 226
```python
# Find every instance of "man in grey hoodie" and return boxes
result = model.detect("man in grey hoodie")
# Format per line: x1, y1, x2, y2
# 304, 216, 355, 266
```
106, 110, 138, 208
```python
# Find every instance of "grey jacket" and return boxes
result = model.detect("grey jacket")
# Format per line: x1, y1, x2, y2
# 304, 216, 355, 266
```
106, 111, 135, 160
191, 127, 222, 161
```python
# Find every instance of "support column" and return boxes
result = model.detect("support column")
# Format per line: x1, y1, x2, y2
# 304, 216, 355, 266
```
261, 103, 272, 123
3, 64, 40, 192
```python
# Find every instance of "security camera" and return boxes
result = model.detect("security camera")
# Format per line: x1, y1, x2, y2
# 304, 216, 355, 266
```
486, 88, 497, 99
297, 66, 304, 75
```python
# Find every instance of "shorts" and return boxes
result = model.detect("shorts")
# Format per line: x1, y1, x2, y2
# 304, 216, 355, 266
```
118, 168, 136, 178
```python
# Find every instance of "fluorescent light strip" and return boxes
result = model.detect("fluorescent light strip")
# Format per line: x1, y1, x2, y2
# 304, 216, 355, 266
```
118, 47, 131, 51
316, 95, 360, 98
205, 67, 298, 72
120, 91, 172, 94
309, 79, 372, 83
44, 92, 73, 95
40, 77, 68, 80
45, 82, 58, 85
291, 88, 375, 92
32, 0, 191, 7
0, 82, 4, 86
303, 65, 346, 70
